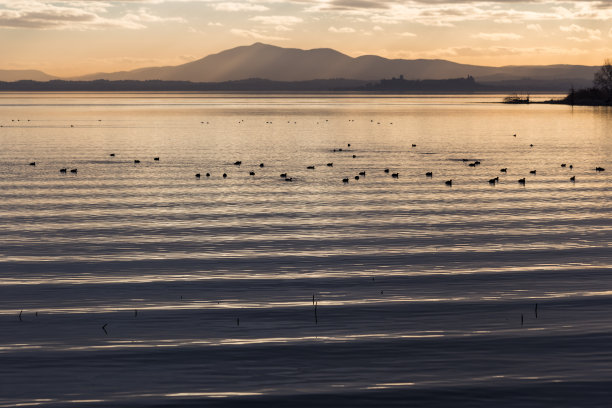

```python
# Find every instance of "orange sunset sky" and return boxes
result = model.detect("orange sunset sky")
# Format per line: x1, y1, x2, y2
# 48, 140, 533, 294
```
1, 0, 611, 77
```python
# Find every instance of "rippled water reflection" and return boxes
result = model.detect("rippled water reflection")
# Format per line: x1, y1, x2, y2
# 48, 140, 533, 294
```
0, 93, 610, 407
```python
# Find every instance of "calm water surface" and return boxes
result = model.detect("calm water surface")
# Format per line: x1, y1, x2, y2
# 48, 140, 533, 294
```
0, 93, 611, 407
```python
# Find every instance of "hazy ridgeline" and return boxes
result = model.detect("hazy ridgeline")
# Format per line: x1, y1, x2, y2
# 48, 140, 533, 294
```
0, 93, 610, 407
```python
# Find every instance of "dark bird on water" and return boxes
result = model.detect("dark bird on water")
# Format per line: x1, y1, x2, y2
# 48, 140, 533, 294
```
391, 173, 399, 178
285, 177, 293, 182
259, 163, 264, 168
518, 178, 526, 185
359, 171, 366, 176
412, 144, 417, 147
500, 168, 507, 173
343, 178, 349, 183
307, 166, 315, 169
59, 168, 67, 173
445, 180, 452, 186
206, 173, 210, 177
529, 170, 536, 174
134, 160, 140, 164
595, 167, 605, 172
195, 173, 201, 178
249, 171, 255, 176
355, 175, 360, 180
280, 173, 287, 178
426, 172, 433, 177
70, 169, 77, 174
384, 169, 390, 173
561, 163, 566, 167
327, 163, 333, 167
223, 173, 227, 178
352, 155, 357, 158
570, 176, 576, 182
29, 162, 35, 166
234, 161, 241, 166
154, 157, 159, 161
110, 153, 115, 157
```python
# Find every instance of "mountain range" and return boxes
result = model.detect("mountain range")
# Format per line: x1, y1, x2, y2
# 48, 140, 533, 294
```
0, 43, 600, 90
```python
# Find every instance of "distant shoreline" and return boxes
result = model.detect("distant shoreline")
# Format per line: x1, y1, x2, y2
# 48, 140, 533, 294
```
0, 78, 583, 94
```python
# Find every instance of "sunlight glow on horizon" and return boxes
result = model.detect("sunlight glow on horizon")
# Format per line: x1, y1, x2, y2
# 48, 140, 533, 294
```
0, 0, 611, 76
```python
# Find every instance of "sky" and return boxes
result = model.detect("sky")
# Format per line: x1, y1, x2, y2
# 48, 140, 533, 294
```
1, 0, 611, 77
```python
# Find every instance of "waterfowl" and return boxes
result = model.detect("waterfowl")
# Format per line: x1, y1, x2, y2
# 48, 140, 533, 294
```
134, 160, 140, 164
570, 176, 575, 182
284, 177, 293, 182
426, 172, 433, 177
569, 165, 573, 169
327, 163, 333, 167
342, 178, 349, 183
412, 144, 417, 147
391, 173, 399, 178
234, 161, 241, 166
154, 157, 159, 161
206, 173, 210, 177
280, 173, 287, 178
249, 171, 255, 176
529, 170, 536, 174
468, 162, 477, 167
110, 153, 115, 157
561, 163, 566, 167
352, 155, 356, 158
518, 178, 526, 184
445, 180, 452, 186
384, 169, 390, 173
359, 171, 366, 176
259, 163, 264, 168
223, 173, 227, 178
70, 169, 77, 174
595, 167, 605, 172
195, 173, 201, 178
59, 168, 67, 173
500, 168, 507, 173
355, 175, 360, 180
307, 166, 315, 169
29, 162, 35, 166
488, 178, 497, 184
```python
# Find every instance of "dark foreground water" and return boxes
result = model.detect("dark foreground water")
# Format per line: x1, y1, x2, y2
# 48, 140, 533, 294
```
0, 93, 610, 407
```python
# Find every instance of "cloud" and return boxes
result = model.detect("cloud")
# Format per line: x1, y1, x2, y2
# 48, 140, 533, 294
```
207, 22, 223, 26
399, 31, 416, 37
609, 27, 612, 38
473, 32, 523, 41
560, 24, 601, 40
212, 2, 269, 12
230, 28, 287, 41
250, 15, 303, 25
329, 26, 355, 33
0, 1, 181, 30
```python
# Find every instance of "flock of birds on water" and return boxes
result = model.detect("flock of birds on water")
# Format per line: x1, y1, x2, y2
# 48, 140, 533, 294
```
25, 138, 606, 186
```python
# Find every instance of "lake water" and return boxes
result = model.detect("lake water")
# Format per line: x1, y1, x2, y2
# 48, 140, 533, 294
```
0, 93, 610, 407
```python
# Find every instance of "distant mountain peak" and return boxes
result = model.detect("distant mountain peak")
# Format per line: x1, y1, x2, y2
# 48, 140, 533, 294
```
1, 43, 599, 87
